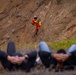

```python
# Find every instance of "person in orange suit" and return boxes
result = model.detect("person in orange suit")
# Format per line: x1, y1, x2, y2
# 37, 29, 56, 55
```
32, 16, 42, 35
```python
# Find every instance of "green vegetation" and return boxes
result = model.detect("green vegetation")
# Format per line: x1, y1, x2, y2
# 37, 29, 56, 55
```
18, 37, 76, 51
1, 37, 76, 51
48, 37, 76, 50
13, 37, 76, 51
16, 42, 38, 50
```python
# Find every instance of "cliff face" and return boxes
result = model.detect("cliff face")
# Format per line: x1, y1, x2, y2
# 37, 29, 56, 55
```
0, 0, 76, 46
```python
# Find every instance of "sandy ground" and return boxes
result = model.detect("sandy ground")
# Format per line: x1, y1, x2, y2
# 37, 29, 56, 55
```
0, 63, 76, 75
0, 0, 76, 46
0, 68, 76, 75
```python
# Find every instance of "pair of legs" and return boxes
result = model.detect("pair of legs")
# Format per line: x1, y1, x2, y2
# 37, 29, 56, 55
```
39, 41, 76, 68
0, 41, 37, 71
34, 29, 39, 35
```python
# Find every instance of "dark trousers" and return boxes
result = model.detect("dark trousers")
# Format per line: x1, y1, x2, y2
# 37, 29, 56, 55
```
38, 51, 53, 68
0, 41, 37, 71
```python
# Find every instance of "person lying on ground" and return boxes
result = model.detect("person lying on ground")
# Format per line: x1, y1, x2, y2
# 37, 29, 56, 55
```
38, 41, 76, 71
0, 41, 37, 71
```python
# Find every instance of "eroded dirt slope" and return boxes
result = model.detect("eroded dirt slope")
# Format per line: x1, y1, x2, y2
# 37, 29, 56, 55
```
0, 0, 76, 46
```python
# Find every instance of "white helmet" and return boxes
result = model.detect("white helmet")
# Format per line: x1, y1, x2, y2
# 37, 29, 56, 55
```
34, 15, 37, 19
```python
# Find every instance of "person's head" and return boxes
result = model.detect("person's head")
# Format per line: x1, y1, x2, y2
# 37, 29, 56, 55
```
57, 49, 66, 54
13, 52, 23, 57
34, 15, 37, 19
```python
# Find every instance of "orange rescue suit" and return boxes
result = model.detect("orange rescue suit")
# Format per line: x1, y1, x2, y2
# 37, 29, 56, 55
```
32, 18, 42, 30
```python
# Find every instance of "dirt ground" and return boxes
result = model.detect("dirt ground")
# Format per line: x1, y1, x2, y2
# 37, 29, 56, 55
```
0, 66, 76, 75
0, 0, 76, 47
